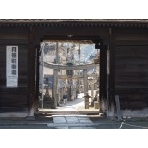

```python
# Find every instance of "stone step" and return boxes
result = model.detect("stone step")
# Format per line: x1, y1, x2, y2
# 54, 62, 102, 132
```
52, 115, 93, 124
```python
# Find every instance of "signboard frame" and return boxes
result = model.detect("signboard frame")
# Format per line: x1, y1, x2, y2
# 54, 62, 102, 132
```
6, 46, 18, 88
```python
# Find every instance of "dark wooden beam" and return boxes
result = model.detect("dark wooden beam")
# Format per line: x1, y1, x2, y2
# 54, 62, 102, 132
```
99, 44, 107, 112
108, 44, 115, 110
27, 26, 36, 117
35, 45, 40, 112
42, 35, 100, 42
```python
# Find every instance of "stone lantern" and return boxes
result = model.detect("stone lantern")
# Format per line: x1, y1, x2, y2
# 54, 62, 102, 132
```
88, 77, 96, 106
83, 92, 92, 109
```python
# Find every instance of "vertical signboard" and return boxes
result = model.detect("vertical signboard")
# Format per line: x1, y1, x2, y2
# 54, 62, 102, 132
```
6, 46, 18, 87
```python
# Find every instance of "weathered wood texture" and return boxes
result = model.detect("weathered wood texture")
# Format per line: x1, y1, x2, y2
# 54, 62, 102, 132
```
0, 44, 28, 112
115, 45, 148, 109
34, 45, 40, 110
99, 47, 107, 106
35, 26, 109, 45
1, 21, 148, 114
27, 26, 37, 114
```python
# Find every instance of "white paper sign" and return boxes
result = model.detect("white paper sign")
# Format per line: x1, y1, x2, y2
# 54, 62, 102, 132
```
6, 46, 18, 87
6, 78, 18, 87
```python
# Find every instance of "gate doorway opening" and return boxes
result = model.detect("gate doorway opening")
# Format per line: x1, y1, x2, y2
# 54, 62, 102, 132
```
38, 40, 100, 114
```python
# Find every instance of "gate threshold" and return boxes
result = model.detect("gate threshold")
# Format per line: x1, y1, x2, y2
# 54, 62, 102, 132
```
36, 109, 100, 115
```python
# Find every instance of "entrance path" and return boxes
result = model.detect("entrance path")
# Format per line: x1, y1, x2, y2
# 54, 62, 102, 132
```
38, 92, 99, 114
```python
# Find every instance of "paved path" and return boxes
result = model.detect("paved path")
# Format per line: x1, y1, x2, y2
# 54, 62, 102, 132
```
52, 115, 92, 124
38, 92, 99, 114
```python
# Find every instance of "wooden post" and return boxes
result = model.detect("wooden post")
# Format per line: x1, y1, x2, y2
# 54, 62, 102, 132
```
99, 45, 107, 112
107, 29, 116, 117
115, 95, 122, 120
27, 26, 36, 120
35, 45, 40, 112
